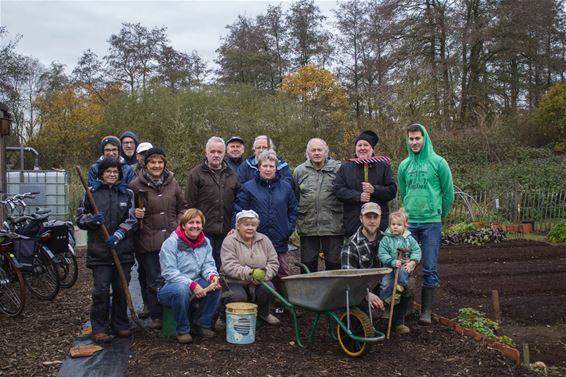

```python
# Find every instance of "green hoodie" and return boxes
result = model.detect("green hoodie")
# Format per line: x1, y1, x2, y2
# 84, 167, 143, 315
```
398, 124, 454, 223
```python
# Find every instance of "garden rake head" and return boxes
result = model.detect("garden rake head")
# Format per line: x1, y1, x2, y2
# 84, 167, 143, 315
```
349, 156, 391, 181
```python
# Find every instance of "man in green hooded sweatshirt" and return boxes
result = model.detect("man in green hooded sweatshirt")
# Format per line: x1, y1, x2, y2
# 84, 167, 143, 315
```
397, 124, 454, 325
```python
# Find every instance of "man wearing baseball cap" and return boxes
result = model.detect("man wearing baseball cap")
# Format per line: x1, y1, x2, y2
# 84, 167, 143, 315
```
341, 202, 384, 311
225, 136, 245, 172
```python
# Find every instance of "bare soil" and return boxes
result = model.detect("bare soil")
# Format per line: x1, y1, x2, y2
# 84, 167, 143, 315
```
1, 239, 564, 376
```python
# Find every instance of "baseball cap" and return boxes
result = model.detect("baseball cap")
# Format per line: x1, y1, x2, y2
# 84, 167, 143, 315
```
226, 136, 245, 145
136, 142, 153, 154
236, 209, 259, 223
361, 202, 382, 215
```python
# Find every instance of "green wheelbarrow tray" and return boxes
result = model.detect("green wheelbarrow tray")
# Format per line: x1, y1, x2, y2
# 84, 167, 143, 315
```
278, 268, 391, 311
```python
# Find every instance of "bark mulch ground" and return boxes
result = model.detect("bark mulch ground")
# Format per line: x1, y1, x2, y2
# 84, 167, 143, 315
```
1, 239, 564, 376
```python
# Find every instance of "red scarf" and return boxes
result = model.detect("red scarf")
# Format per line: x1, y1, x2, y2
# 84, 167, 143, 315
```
175, 226, 205, 250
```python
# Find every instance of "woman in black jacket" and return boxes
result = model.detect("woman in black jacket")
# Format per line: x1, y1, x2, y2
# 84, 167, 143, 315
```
77, 158, 137, 343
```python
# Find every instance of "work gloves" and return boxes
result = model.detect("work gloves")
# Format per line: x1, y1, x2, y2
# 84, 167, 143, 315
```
106, 229, 126, 248
250, 268, 266, 281
89, 213, 105, 225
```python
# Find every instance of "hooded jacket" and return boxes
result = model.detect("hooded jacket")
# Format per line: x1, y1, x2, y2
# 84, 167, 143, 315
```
120, 131, 140, 166
293, 157, 343, 236
397, 124, 454, 223
233, 172, 298, 253
76, 182, 137, 267
237, 155, 294, 188
88, 156, 135, 187
378, 228, 421, 268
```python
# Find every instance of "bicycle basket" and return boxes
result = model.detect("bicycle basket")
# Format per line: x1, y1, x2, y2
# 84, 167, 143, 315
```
13, 238, 36, 272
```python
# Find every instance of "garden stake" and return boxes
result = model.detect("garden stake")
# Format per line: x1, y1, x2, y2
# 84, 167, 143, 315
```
386, 249, 403, 339
492, 289, 502, 322
75, 166, 145, 331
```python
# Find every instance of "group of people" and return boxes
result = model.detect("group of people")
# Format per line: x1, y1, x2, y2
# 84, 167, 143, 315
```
77, 124, 454, 344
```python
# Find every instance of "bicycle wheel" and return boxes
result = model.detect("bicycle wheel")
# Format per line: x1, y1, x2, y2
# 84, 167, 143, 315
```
24, 247, 60, 300
0, 256, 26, 316
55, 246, 78, 289
336, 308, 374, 357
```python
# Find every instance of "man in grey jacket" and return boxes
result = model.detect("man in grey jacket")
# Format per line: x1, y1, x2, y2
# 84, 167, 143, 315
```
293, 138, 344, 272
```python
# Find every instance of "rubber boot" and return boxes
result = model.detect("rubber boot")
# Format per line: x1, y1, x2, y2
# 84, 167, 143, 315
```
301, 260, 318, 274
324, 262, 341, 271
393, 295, 411, 327
419, 287, 435, 325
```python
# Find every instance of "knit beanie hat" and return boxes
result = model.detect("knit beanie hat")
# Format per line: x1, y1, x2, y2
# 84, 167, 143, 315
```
144, 147, 167, 166
99, 135, 121, 153
97, 157, 122, 180
120, 131, 140, 146
354, 130, 379, 147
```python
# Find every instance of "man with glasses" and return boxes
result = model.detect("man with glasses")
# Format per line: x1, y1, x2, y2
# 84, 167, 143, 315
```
120, 131, 140, 166
88, 135, 135, 186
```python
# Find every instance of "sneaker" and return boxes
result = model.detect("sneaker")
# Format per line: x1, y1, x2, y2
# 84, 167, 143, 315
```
260, 314, 281, 325
384, 295, 400, 306
149, 318, 162, 330
191, 326, 215, 338
176, 333, 193, 344
138, 305, 150, 319
214, 318, 226, 331
395, 324, 410, 334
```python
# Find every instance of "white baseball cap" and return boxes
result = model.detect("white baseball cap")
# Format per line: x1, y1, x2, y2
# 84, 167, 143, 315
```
136, 142, 153, 154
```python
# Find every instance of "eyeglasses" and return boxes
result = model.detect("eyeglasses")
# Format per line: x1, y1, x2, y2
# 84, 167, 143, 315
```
104, 170, 120, 176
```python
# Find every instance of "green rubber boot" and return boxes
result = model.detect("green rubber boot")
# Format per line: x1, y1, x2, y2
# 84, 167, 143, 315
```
419, 287, 435, 325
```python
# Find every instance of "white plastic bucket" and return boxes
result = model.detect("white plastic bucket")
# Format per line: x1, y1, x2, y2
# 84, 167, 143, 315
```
225, 302, 257, 345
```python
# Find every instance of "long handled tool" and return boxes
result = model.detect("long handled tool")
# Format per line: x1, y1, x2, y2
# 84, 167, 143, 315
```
75, 166, 144, 329
386, 249, 403, 339
349, 156, 391, 182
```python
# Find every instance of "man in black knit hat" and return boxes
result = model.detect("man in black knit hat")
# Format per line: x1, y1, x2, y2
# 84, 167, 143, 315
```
334, 130, 397, 237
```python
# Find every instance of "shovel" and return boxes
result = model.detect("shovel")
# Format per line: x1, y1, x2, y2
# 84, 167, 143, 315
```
75, 166, 145, 330
386, 248, 404, 339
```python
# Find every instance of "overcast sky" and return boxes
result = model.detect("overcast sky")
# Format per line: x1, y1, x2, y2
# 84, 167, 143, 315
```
1, 0, 337, 73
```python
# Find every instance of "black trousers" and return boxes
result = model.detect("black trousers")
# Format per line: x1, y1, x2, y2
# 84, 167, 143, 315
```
90, 264, 132, 334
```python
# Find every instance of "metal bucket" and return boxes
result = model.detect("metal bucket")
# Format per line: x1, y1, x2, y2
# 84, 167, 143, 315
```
225, 302, 257, 345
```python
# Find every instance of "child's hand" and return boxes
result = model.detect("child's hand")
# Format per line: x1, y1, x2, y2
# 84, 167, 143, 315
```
403, 260, 416, 273
394, 259, 402, 268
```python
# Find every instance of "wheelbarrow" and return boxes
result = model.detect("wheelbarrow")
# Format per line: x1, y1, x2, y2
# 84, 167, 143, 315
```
261, 266, 391, 357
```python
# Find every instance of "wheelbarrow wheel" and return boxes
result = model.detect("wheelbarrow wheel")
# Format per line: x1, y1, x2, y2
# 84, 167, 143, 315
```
336, 308, 374, 357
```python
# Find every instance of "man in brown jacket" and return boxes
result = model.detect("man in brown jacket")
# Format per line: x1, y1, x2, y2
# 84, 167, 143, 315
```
186, 136, 240, 269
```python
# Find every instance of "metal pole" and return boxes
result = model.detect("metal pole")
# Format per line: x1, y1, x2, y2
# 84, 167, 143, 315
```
0, 103, 12, 223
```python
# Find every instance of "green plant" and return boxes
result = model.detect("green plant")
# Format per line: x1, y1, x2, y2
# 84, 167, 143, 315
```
453, 308, 515, 347
547, 220, 566, 243
445, 222, 477, 235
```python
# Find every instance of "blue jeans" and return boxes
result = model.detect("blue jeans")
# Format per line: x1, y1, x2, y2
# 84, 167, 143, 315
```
409, 223, 442, 288
379, 269, 410, 301
157, 278, 221, 335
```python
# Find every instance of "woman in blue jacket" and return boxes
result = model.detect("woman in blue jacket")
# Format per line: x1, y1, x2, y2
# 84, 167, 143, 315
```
234, 149, 298, 280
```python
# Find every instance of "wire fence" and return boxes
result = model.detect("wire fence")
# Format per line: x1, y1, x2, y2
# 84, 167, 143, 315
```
392, 189, 566, 232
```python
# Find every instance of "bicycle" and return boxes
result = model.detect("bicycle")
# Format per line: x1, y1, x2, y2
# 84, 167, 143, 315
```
1, 193, 62, 300
0, 231, 26, 316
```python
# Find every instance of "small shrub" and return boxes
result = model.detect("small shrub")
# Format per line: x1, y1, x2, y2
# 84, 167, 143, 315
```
442, 224, 506, 245
547, 220, 566, 243
453, 308, 515, 347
